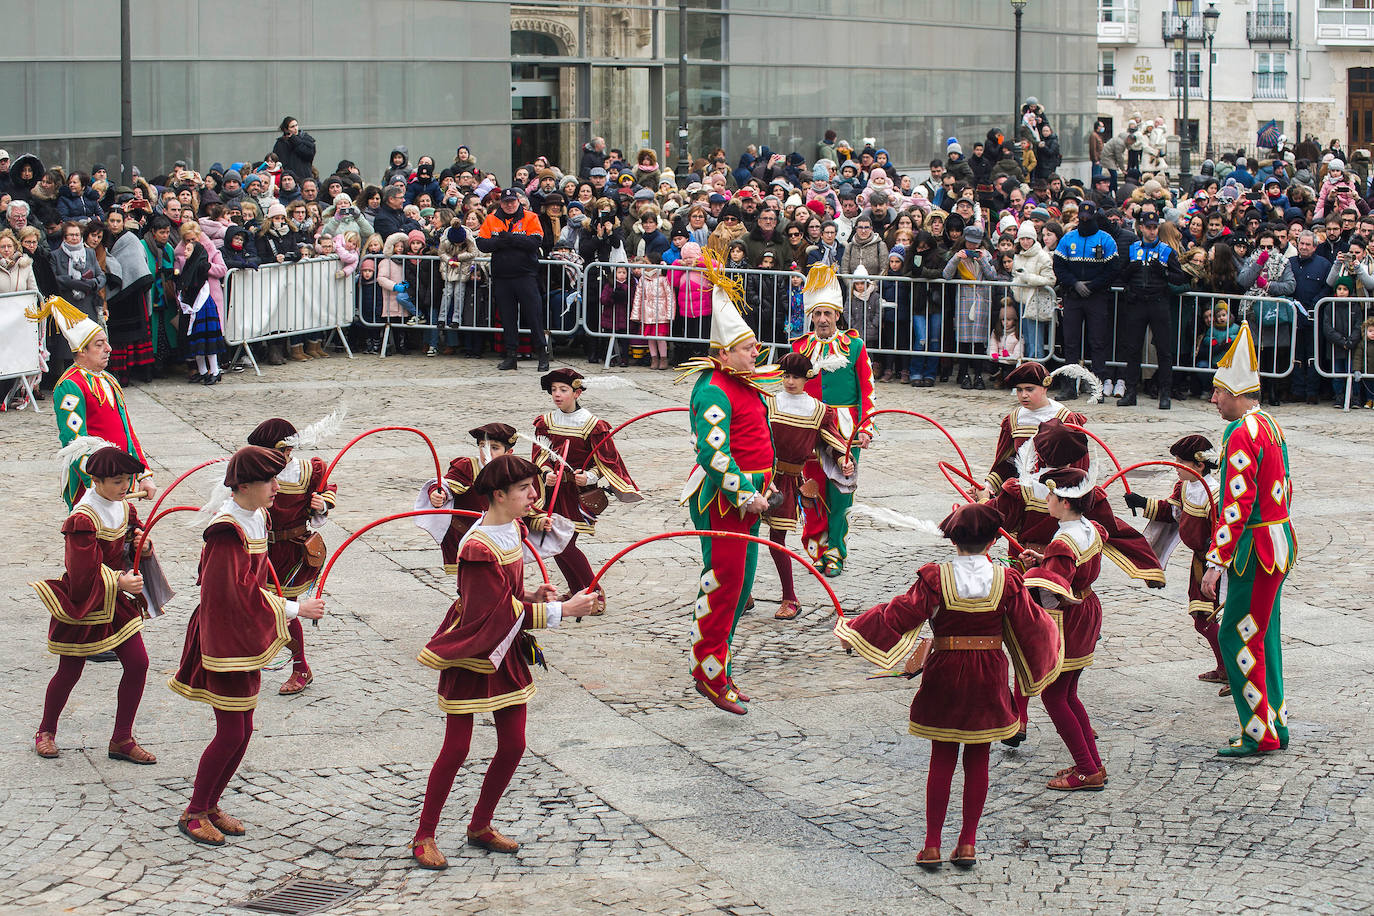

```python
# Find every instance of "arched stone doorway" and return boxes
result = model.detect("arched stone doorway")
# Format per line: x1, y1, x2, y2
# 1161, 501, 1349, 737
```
511, 22, 579, 171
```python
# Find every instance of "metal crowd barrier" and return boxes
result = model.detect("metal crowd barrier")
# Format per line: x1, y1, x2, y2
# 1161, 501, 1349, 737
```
356, 254, 581, 358
1312, 296, 1374, 411
0, 289, 43, 411
1101, 290, 1301, 382
223, 256, 356, 374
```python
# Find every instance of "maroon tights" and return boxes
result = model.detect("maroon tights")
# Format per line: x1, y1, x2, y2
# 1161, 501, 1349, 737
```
924, 741, 990, 849
39, 634, 148, 744
415, 704, 528, 842
555, 534, 595, 596
1193, 613, 1224, 668
767, 528, 797, 602
286, 618, 309, 673
1041, 670, 1101, 776
188, 708, 255, 814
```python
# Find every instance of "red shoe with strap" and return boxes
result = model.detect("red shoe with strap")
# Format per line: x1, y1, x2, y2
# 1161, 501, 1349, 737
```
1047, 768, 1106, 791
412, 836, 449, 869
207, 806, 245, 836
1054, 764, 1107, 785
108, 737, 157, 765
279, 668, 313, 695
695, 680, 747, 715
35, 731, 59, 759
774, 599, 801, 620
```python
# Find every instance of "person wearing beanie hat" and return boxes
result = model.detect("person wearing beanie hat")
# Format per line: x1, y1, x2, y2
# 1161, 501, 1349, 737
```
763, 351, 853, 621
677, 255, 776, 714
1120, 434, 1225, 684
835, 498, 1061, 866
532, 368, 642, 614
30, 297, 156, 508
31, 444, 160, 764
170, 444, 326, 846
943, 222, 997, 388
792, 263, 877, 576
422, 422, 521, 573
245, 417, 341, 695
1198, 324, 1294, 758
411, 453, 599, 869
1017, 464, 1113, 791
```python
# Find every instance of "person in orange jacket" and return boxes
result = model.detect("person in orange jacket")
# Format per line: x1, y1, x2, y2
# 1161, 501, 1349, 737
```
477, 189, 549, 371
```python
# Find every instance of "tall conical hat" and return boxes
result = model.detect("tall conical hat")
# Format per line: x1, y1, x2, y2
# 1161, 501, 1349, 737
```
802, 264, 844, 315
1212, 320, 1261, 396
25, 295, 103, 352
698, 253, 756, 351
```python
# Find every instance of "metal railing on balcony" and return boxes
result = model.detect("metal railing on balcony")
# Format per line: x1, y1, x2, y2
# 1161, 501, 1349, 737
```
1098, 0, 1140, 43
1097, 82, 1120, 98
1247, 10, 1292, 41
1168, 71, 1204, 98
1161, 11, 1204, 40
1316, 2, 1374, 44
1254, 73, 1288, 99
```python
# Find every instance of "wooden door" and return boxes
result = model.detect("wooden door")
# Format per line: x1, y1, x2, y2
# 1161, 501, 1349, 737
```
1350, 68, 1374, 149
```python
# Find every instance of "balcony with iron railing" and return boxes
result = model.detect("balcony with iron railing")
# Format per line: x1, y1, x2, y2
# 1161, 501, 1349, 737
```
1161, 11, 1204, 41
1247, 10, 1292, 42
1254, 72, 1288, 100
1098, 81, 1120, 98
1316, 2, 1374, 44
1168, 70, 1204, 98
1098, 0, 1140, 44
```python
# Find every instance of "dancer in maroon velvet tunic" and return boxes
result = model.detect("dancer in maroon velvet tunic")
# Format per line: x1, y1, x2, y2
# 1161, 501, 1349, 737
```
836, 502, 1061, 869
169, 446, 327, 846
1021, 467, 1112, 791
425, 424, 519, 573
246, 418, 339, 696
32, 446, 157, 764
411, 455, 601, 870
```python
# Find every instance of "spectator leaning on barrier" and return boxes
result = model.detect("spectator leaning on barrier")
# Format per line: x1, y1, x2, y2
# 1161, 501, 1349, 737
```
1011, 219, 1056, 361
477, 188, 548, 372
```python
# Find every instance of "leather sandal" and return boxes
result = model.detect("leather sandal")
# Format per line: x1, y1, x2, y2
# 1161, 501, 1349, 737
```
466, 826, 519, 854
950, 844, 977, 868
1047, 768, 1105, 791
35, 731, 59, 759
915, 847, 943, 870
207, 806, 245, 836
1054, 764, 1107, 785
278, 669, 313, 695
178, 811, 226, 846
1197, 667, 1227, 683
108, 738, 157, 765
774, 599, 801, 620
412, 836, 449, 869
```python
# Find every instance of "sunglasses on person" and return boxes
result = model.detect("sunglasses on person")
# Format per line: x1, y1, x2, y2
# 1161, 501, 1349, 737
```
1258, 243, 1275, 251
787, 229, 802, 237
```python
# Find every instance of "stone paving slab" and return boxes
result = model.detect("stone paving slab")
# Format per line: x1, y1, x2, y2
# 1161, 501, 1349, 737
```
0, 352, 1370, 914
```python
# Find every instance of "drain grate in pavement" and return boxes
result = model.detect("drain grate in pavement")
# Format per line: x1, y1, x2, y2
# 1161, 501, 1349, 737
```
235, 878, 363, 915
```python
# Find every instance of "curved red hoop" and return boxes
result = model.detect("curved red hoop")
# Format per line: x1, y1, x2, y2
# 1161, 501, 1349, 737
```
578, 407, 690, 471
322, 426, 444, 492
1102, 460, 1217, 515
843, 408, 972, 478
131, 504, 283, 595
145, 457, 230, 526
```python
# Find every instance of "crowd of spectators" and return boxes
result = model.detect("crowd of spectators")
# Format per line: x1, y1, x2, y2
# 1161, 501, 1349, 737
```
4, 101, 1374, 410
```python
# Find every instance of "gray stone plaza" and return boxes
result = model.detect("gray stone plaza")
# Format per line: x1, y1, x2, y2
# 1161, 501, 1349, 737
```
1, 356, 1370, 914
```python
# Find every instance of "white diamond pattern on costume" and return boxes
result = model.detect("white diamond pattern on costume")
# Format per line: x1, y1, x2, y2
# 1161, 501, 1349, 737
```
722, 472, 740, 492
1277, 701, 1288, 725
700, 655, 723, 680
710, 451, 730, 472
66, 414, 83, 433
1224, 504, 1242, 524
702, 405, 725, 424
706, 426, 726, 449
1229, 476, 1247, 498
690, 621, 702, 643
1230, 451, 1251, 471
700, 571, 720, 593
694, 596, 710, 619
1245, 715, 1267, 741
1236, 646, 1256, 676
1271, 481, 1284, 504
1216, 528, 1231, 545
1237, 613, 1258, 642
1242, 682, 1263, 711
59, 393, 79, 411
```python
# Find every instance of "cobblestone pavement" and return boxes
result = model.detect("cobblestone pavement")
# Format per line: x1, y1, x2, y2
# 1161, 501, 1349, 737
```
1, 351, 1371, 915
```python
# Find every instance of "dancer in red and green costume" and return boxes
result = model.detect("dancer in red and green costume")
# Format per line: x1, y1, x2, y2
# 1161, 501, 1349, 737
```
1201, 323, 1295, 758
29, 296, 157, 508
677, 257, 777, 715
791, 264, 876, 577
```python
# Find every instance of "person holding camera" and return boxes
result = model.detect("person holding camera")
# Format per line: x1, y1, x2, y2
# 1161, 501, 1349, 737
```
272, 116, 316, 183
319, 194, 372, 239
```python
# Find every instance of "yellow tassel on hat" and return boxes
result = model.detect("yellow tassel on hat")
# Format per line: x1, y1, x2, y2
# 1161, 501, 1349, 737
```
24, 295, 88, 325
803, 263, 836, 294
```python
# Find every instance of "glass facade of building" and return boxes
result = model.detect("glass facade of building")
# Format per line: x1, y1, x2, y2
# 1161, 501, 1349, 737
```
0, 0, 1094, 180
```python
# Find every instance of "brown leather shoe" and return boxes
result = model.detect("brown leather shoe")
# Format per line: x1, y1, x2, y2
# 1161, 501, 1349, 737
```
207, 806, 245, 836
412, 836, 449, 869
108, 737, 157, 765
950, 844, 977, 868
694, 680, 747, 715
774, 599, 801, 620
279, 668, 313, 695
1053, 764, 1107, 785
35, 731, 58, 759
466, 826, 519, 854
916, 846, 942, 869
1047, 768, 1106, 791
178, 811, 226, 846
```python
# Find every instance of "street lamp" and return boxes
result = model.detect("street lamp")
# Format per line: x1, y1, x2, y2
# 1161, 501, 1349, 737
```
677, 0, 690, 187
1011, 0, 1028, 144
1176, 0, 1194, 182
1203, 2, 1220, 159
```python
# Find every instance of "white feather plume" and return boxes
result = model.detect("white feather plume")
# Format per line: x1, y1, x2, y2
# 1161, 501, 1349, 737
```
1048, 363, 1103, 402
282, 407, 348, 449
812, 351, 850, 374
850, 503, 945, 538
56, 436, 115, 496
525, 434, 572, 469
189, 474, 233, 527
1034, 450, 1100, 499
587, 375, 638, 391
1014, 436, 1039, 490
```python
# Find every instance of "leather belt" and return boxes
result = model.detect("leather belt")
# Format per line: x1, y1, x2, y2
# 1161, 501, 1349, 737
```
775, 461, 806, 475
932, 636, 1002, 651
268, 524, 309, 544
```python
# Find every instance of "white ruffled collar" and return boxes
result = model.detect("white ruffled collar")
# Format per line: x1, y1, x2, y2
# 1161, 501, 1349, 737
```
458, 518, 520, 555
76, 488, 127, 529
276, 457, 304, 484
1057, 516, 1095, 550
950, 554, 994, 599
555, 406, 592, 426
1018, 400, 1063, 425
773, 390, 818, 416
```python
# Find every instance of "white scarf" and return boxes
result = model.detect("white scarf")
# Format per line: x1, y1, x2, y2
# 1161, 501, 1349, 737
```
62, 240, 87, 279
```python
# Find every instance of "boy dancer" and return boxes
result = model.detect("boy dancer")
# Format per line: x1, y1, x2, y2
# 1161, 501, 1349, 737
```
425, 423, 519, 573
982, 362, 1092, 496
